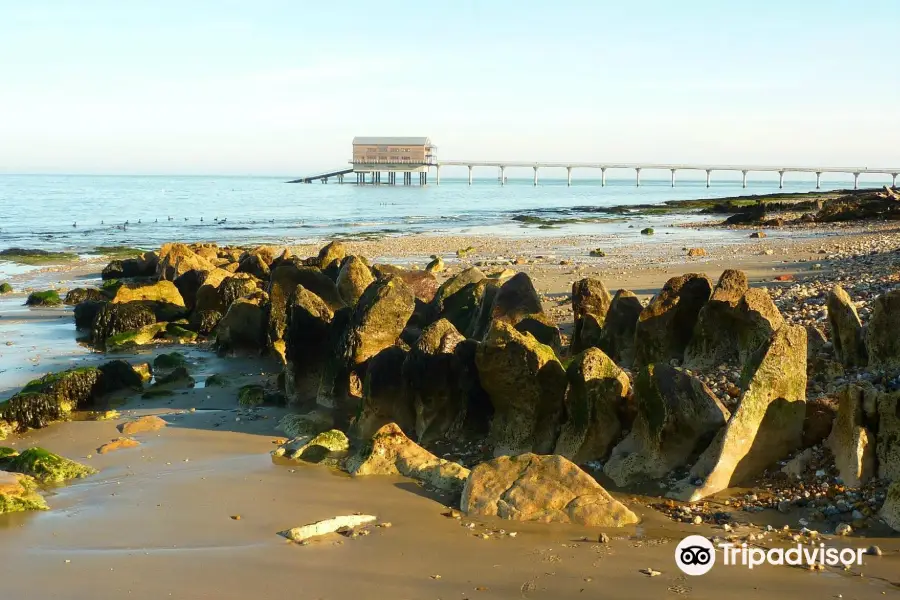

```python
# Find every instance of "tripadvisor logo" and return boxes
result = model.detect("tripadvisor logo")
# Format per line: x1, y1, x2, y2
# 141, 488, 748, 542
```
675, 535, 866, 575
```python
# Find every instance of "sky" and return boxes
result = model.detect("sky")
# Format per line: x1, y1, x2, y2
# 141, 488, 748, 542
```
1, 0, 898, 176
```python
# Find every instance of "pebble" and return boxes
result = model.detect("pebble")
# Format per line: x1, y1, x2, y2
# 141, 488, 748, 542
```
866, 545, 883, 556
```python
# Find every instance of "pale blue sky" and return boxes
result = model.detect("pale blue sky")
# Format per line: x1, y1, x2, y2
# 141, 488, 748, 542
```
1, 1, 898, 176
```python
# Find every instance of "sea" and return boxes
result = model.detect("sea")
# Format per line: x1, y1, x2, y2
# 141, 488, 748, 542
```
0, 173, 865, 257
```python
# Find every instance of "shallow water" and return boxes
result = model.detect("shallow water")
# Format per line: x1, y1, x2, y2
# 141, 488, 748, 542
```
0, 174, 862, 253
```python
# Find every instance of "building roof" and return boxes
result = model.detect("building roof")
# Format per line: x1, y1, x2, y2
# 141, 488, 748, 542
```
352, 136, 432, 146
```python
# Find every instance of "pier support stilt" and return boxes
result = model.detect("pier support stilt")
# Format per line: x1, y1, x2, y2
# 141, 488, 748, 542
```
816, 172, 821, 189
601, 168, 607, 187
853, 172, 860, 189
778, 170, 785, 189
705, 169, 711, 188
533, 166, 539, 186
893, 173, 898, 188
436, 165, 441, 185
742, 170, 748, 188
468, 165, 473, 185
566, 167, 572, 187
670, 169, 676, 187
635, 168, 641, 187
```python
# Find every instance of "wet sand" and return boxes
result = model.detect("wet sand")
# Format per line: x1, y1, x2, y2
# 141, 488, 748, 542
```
2, 224, 900, 598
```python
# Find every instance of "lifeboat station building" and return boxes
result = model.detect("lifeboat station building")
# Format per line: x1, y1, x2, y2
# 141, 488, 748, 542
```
351, 136, 436, 185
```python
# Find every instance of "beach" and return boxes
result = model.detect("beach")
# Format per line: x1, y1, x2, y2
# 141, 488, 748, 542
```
1, 187, 900, 599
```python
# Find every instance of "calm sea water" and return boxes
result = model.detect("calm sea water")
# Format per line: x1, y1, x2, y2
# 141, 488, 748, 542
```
0, 174, 864, 254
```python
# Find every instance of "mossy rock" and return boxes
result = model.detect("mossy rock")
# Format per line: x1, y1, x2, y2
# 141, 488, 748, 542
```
456, 246, 476, 258
640, 228, 655, 235
25, 290, 62, 307
204, 373, 229, 387
589, 249, 606, 257
100, 279, 123, 294
105, 322, 168, 350
273, 429, 350, 464
64, 288, 107, 305
0, 392, 72, 430
238, 385, 265, 408
153, 366, 195, 389
0, 447, 18, 459
91, 302, 156, 345
19, 367, 103, 417
0, 282, 13, 294
2, 447, 96, 483
0, 248, 77, 265
153, 352, 186, 370
0, 472, 48, 514
165, 323, 198, 343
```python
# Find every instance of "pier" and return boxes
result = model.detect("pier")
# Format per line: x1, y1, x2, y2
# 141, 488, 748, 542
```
289, 136, 899, 189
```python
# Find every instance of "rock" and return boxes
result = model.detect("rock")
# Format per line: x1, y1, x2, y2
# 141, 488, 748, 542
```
835, 523, 852, 536
683, 270, 784, 369
278, 514, 377, 543
238, 385, 265, 408
189, 309, 222, 335
111, 280, 185, 308
19, 367, 102, 412
750, 231, 767, 239
641, 228, 654, 235
0, 471, 47, 514
372, 264, 439, 303
346, 423, 470, 493
268, 264, 343, 359
633, 274, 713, 367
97, 359, 146, 393
284, 286, 335, 408
475, 321, 567, 456
74, 300, 106, 330
554, 348, 631, 464
604, 365, 728, 486
156, 243, 217, 281
64, 288, 106, 305
687, 248, 707, 258
315, 241, 347, 271
403, 319, 467, 444
273, 429, 350, 463
315, 307, 357, 415
881, 481, 900, 533
571, 278, 612, 353
196, 274, 260, 314
877, 391, 900, 481
336, 256, 375, 307
671, 325, 808, 501
827, 286, 867, 368
105, 322, 168, 350
237, 252, 270, 280
425, 257, 445, 273
97, 437, 140, 454
438, 279, 495, 338
0, 393, 69, 431
277, 411, 334, 439
590, 249, 606, 257
216, 295, 268, 355
164, 323, 197, 343
803, 396, 838, 448
1, 447, 96, 483
91, 302, 157, 345
0, 282, 12, 294
342, 276, 415, 367
152, 366, 195, 389
597, 290, 643, 366
153, 352, 186, 370
513, 313, 562, 353
25, 290, 62, 307
866, 290, 900, 369
781, 448, 814, 478
461, 453, 639, 527
431, 266, 485, 317
119, 415, 167, 435
488, 272, 543, 327
354, 346, 413, 439
826, 385, 877, 488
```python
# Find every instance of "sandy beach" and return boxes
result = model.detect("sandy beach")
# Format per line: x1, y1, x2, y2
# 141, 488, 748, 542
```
2, 203, 900, 599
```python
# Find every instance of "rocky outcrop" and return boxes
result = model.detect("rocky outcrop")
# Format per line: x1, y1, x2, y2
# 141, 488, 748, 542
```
403, 319, 467, 444
604, 365, 728, 486
554, 348, 631, 464
215, 294, 268, 355
431, 266, 485, 317
827, 285, 867, 368
866, 290, 900, 369
268, 264, 344, 359
91, 302, 156, 345
684, 270, 785, 369
355, 346, 413, 439
336, 256, 375, 307
877, 391, 900, 481
284, 286, 334, 408
342, 276, 415, 367
488, 272, 543, 326
826, 385, 877, 488
461, 453, 639, 526
881, 481, 900, 533
571, 278, 612, 353
671, 325, 808, 501
597, 290, 643, 366
346, 423, 470, 494
315, 241, 347, 272
633, 274, 713, 367
110, 280, 185, 307
475, 321, 567, 456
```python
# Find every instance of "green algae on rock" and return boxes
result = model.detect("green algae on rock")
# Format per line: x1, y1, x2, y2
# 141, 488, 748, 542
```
1, 447, 96, 483
0, 471, 48, 514
0, 248, 77, 265
238, 385, 265, 408
153, 352, 186, 370
0, 282, 14, 294
25, 290, 62, 307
